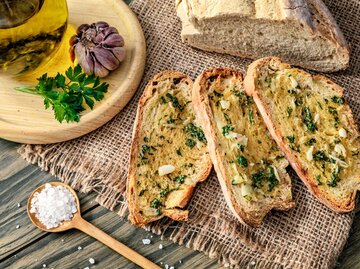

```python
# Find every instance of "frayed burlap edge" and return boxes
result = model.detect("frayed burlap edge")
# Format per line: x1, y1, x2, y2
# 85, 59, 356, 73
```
19, 144, 128, 215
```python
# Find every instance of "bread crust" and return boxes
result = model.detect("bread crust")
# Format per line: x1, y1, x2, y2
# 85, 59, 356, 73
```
244, 57, 359, 212
127, 71, 212, 226
193, 67, 294, 227
176, 0, 350, 72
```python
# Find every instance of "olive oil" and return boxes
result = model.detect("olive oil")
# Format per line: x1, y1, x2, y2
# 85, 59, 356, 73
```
0, 0, 68, 75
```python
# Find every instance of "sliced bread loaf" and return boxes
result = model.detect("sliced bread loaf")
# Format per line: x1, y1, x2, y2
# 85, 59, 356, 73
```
127, 71, 212, 226
244, 57, 360, 212
193, 68, 294, 226
176, 0, 350, 72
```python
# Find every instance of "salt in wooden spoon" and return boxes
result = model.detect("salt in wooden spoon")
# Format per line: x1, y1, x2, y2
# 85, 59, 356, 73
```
27, 182, 161, 269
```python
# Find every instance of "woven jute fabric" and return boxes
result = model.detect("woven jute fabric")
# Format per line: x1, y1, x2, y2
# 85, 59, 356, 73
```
19, 0, 360, 268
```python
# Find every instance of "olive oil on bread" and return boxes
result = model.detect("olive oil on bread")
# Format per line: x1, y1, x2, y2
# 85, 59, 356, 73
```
127, 71, 212, 226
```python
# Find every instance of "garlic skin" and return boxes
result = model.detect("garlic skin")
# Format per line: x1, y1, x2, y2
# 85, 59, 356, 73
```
70, 21, 126, 77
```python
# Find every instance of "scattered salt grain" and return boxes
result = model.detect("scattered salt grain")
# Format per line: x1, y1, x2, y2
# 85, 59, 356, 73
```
89, 258, 95, 264
78, 246, 82, 250
165, 265, 169, 269
224, 263, 230, 268
15, 225, 20, 229
42, 264, 47, 268
178, 260, 182, 264
142, 239, 151, 245
17, 203, 21, 208
250, 261, 256, 266
158, 244, 163, 249
84, 267, 89, 269
169, 266, 174, 269
29, 183, 77, 229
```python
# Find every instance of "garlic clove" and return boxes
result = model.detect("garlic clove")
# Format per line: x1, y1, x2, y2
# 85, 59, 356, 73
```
93, 57, 109, 78
94, 32, 105, 44
93, 47, 119, 71
74, 43, 86, 67
95, 21, 109, 30
77, 24, 90, 35
103, 27, 119, 37
104, 34, 124, 47
81, 51, 94, 75
111, 47, 126, 62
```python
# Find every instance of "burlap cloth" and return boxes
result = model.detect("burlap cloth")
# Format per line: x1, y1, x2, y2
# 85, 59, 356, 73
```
19, 0, 360, 268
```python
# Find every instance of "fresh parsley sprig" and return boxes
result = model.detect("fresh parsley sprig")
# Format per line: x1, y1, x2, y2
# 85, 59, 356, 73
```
15, 65, 109, 123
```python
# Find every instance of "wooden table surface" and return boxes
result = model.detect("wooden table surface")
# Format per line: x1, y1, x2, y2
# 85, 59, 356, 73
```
1, 1, 360, 268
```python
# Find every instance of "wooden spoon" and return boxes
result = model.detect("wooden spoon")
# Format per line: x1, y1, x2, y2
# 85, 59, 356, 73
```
27, 182, 161, 269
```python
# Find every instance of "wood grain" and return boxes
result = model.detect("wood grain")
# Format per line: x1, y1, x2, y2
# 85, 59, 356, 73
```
0, 0, 146, 144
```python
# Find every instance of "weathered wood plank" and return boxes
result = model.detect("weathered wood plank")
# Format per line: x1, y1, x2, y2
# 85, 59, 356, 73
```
337, 214, 360, 268
0, 144, 99, 260
0, 206, 220, 269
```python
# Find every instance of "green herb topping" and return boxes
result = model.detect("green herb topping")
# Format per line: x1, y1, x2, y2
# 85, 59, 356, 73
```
251, 166, 279, 192
303, 107, 316, 132
166, 93, 183, 111
287, 107, 293, 117
327, 167, 341, 187
185, 138, 196, 148
328, 106, 340, 128
175, 175, 187, 184
183, 123, 207, 143
331, 96, 345, 104
222, 125, 234, 136
237, 155, 248, 168
305, 138, 316, 146
248, 109, 255, 125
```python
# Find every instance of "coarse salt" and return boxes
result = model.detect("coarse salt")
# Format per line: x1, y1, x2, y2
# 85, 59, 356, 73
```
17, 203, 21, 208
142, 239, 151, 245
78, 246, 82, 250
159, 244, 163, 249
29, 183, 77, 229
15, 225, 20, 229
89, 258, 95, 264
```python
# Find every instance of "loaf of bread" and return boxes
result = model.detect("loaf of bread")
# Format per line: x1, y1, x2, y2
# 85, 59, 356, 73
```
176, 0, 350, 72
127, 71, 212, 226
193, 68, 294, 226
244, 57, 360, 212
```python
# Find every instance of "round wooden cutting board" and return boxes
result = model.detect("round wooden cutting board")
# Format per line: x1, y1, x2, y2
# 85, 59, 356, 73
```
0, 0, 146, 144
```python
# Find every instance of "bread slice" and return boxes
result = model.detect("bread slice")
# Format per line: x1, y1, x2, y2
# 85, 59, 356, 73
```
193, 68, 294, 226
127, 71, 212, 226
175, 0, 350, 72
244, 57, 360, 212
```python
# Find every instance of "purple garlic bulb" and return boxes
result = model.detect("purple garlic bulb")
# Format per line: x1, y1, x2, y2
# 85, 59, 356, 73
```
69, 21, 126, 77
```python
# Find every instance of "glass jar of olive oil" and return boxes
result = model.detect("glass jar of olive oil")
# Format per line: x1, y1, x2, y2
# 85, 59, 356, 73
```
0, 0, 68, 76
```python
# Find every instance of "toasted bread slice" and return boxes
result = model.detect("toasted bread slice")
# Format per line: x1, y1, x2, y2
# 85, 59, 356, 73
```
193, 68, 294, 226
244, 57, 360, 212
127, 71, 212, 226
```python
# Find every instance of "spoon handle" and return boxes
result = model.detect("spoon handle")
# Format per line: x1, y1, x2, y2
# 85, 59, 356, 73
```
74, 217, 161, 269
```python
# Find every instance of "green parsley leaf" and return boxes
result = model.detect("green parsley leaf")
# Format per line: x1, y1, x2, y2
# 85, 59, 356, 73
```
15, 65, 109, 123
222, 125, 234, 136
237, 155, 248, 168
331, 96, 345, 104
